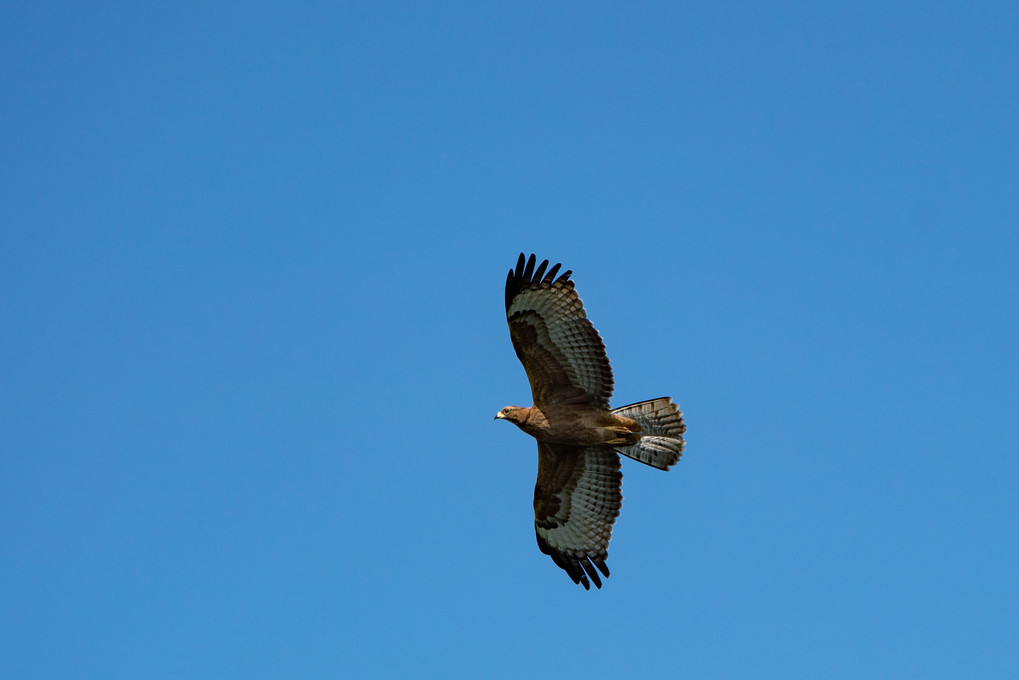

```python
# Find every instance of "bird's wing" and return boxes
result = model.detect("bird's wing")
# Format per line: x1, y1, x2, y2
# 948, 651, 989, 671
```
505, 253, 613, 409
533, 441, 622, 589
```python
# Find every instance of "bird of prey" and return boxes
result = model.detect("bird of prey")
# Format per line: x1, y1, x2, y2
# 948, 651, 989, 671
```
496, 253, 686, 589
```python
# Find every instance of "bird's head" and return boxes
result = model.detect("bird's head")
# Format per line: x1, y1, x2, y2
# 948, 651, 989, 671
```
494, 406, 526, 424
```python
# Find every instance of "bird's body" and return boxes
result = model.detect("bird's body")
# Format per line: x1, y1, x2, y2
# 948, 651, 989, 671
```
496, 404, 641, 447
496, 253, 686, 589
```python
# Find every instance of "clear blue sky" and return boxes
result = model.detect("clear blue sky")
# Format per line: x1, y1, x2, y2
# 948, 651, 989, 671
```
3, 2, 1017, 678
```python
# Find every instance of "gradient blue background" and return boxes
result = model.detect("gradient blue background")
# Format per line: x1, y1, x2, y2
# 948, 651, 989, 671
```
3, 3, 1017, 678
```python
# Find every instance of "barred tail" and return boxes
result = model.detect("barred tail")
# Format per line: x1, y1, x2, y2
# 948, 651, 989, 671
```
611, 398, 686, 470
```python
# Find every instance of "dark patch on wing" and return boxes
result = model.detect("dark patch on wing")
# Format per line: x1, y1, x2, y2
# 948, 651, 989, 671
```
533, 443, 621, 590
504, 253, 613, 408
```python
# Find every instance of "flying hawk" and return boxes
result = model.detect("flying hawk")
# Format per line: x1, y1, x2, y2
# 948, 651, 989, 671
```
496, 253, 686, 589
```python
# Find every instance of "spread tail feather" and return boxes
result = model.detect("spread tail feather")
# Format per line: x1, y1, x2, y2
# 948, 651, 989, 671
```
611, 398, 686, 470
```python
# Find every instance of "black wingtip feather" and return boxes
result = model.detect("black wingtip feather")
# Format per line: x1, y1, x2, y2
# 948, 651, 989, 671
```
505, 253, 571, 313
522, 253, 536, 283
580, 558, 603, 589
536, 532, 608, 590
532, 259, 549, 284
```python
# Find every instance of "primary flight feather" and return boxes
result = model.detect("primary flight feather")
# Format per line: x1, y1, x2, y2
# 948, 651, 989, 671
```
496, 253, 687, 589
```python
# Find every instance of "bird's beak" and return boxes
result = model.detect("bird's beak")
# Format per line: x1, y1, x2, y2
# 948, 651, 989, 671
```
494, 411, 503, 420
